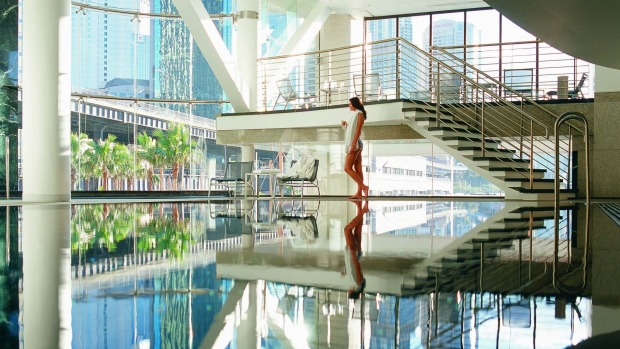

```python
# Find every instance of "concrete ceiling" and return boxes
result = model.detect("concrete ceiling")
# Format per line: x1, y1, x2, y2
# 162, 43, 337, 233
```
484, 0, 620, 69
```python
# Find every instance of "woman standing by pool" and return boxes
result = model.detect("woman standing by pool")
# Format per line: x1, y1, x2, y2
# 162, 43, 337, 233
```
341, 96, 369, 199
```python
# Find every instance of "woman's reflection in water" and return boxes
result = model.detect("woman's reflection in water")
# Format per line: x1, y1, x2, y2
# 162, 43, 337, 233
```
343, 200, 368, 299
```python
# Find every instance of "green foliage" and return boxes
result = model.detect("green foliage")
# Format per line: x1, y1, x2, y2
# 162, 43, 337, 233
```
71, 122, 200, 191
71, 203, 193, 260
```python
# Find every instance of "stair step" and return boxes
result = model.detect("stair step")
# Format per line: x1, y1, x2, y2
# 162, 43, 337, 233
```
458, 146, 514, 153
442, 136, 501, 144
444, 139, 503, 151
504, 178, 556, 190
488, 169, 547, 180
424, 122, 472, 132
458, 147, 516, 158
489, 218, 547, 230
428, 126, 477, 132
414, 116, 465, 125
503, 214, 556, 222
488, 166, 544, 172
428, 129, 481, 138
514, 188, 578, 194
472, 156, 529, 163
476, 228, 533, 241
473, 157, 531, 169
402, 106, 437, 113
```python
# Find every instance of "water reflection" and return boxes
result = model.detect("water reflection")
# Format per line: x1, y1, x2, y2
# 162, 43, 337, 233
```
1, 200, 620, 348
343, 201, 367, 299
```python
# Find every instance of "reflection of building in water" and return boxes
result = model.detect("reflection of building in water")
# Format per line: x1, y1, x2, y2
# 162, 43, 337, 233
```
369, 201, 504, 237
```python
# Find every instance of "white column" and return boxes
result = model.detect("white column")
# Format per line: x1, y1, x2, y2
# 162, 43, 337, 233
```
241, 145, 255, 196
22, 0, 71, 202
241, 145, 255, 163
237, 0, 259, 110
22, 204, 72, 348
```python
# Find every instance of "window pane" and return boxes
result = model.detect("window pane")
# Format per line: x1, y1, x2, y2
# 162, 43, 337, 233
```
465, 10, 500, 81
466, 9, 499, 45
501, 16, 536, 42
366, 18, 397, 41
431, 12, 466, 48
399, 16, 431, 98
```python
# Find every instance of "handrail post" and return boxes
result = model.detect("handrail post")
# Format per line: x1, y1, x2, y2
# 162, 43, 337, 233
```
529, 120, 534, 190
5, 136, 8, 199
262, 62, 267, 111
553, 111, 590, 294
395, 39, 401, 99
480, 93, 485, 157
568, 126, 573, 190
435, 62, 441, 127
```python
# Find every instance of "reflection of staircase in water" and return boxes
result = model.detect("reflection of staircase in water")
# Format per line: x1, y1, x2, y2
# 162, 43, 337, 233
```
401, 202, 586, 296
600, 203, 620, 227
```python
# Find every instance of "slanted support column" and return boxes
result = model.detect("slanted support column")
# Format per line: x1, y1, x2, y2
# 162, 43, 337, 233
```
236, 281, 261, 349
22, 0, 72, 202
237, 0, 259, 110
276, 2, 332, 57
173, 0, 251, 112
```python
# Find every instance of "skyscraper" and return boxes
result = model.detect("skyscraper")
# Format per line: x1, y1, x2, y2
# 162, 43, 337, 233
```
71, 0, 152, 95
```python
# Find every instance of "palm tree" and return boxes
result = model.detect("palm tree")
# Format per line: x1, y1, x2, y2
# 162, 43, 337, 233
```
81, 146, 99, 191
153, 122, 196, 190
137, 131, 165, 191
70, 132, 92, 190
89, 134, 117, 191
110, 143, 132, 190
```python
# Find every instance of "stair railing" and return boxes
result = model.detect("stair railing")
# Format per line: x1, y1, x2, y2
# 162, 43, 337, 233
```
553, 111, 590, 294
427, 45, 585, 191
398, 41, 554, 189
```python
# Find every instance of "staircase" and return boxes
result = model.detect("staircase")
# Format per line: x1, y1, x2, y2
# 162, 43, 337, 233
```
401, 203, 577, 295
404, 109, 575, 200
396, 42, 586, 201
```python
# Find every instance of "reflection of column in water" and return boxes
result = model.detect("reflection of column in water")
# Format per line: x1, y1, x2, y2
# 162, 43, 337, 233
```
22, 204, 72, 348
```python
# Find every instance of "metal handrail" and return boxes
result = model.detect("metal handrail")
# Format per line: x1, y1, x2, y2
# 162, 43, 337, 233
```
430, 45, 586, 135
553, 111, 590, 294
400, 39, 582, 188
398, 39, 558, 185
420, 44, 551, 134
71, 1, 234, 20
257, 37, 399, 62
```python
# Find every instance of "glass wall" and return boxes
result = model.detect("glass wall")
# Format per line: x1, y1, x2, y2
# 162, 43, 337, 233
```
0, 0, 18, 194
253, 140, 502, 197
366, 8, 592, 99
68, 0, 236, 191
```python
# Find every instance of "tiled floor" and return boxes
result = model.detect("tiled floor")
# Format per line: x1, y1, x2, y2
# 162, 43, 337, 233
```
2, 198, 620, 348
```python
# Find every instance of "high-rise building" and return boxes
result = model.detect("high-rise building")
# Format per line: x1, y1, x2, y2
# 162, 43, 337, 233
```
71, 0, 152, 95
153, 0, 233, 118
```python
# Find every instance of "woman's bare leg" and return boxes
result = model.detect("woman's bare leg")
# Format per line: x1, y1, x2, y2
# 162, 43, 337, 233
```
344, 149, 365, 198
352, 151, 369, 198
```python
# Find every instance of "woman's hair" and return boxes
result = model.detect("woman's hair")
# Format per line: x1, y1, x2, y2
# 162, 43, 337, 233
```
349, 97, 367, 120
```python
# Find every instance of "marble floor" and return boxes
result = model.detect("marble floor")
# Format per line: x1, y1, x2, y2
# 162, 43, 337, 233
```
2, 198, 620, 348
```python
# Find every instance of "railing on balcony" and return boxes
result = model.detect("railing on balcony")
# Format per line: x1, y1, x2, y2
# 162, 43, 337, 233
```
257, 38, 589, 191
438, 40, 591, 100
